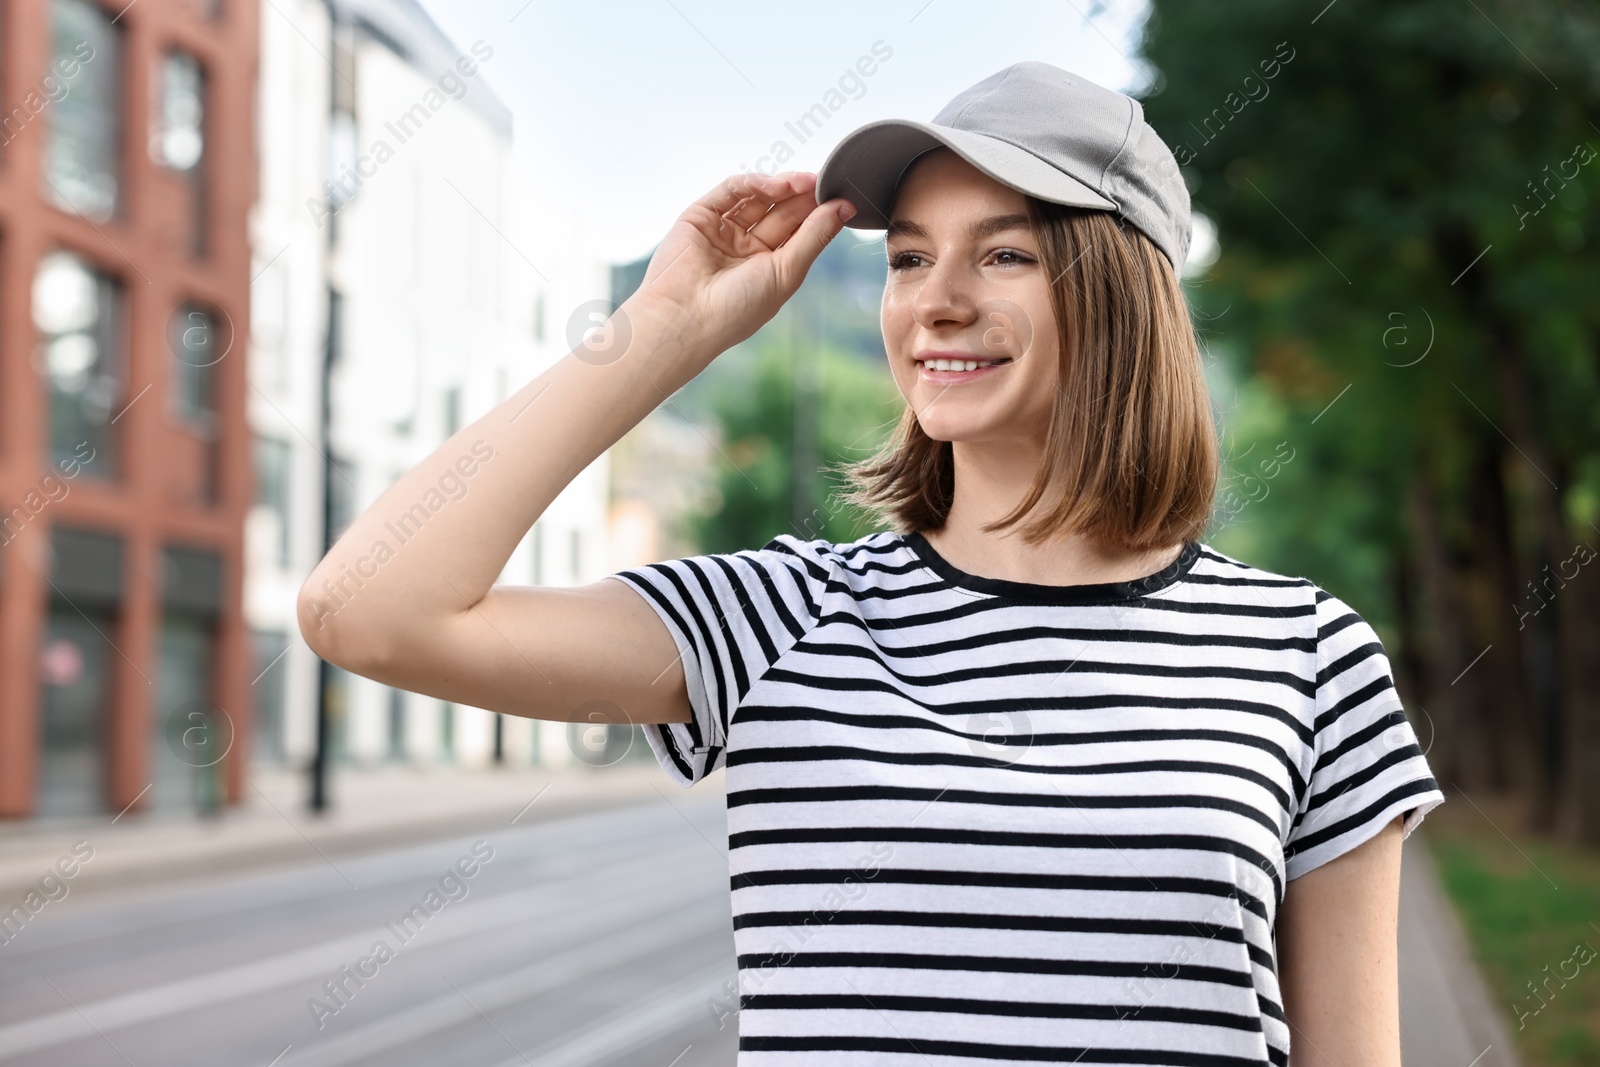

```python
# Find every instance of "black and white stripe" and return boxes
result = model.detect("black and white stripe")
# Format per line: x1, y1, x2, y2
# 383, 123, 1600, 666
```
608, 530, 1444, 1066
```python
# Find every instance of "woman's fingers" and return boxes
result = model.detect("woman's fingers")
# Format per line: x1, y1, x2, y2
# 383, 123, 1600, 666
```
700, 171, 815, 228
681, 170, 848, 292
770, 198, 854, 288
720, 194, 774, 238
745, 188, 820, 249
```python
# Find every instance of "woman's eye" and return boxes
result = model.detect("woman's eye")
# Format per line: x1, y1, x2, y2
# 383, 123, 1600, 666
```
992, 248, 1033, 266
888, 251, 925, 271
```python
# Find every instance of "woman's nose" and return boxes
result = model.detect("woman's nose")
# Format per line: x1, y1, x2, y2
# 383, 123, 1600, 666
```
910, 259, 980, 331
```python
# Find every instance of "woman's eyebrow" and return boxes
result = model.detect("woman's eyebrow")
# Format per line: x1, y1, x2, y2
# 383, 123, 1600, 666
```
885, 213, 1033, 242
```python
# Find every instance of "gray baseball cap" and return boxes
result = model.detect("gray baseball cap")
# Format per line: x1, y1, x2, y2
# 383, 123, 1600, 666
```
815, 61, 1191, 272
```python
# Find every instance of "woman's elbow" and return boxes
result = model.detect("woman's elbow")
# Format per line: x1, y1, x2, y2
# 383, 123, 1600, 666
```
296, 572, 393, 675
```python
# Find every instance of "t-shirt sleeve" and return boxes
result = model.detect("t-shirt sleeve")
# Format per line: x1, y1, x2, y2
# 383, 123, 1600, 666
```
1284, 588, 1446, 881
604, 535, 832, 788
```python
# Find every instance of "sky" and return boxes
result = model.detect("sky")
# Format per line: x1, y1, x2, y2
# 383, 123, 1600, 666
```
413, 0, 1191, 269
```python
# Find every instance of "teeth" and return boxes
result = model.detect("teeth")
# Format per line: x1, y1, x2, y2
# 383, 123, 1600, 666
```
927, 358, 1001, 371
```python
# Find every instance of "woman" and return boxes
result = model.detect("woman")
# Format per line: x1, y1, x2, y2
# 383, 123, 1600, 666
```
303, 62, 1443, 1066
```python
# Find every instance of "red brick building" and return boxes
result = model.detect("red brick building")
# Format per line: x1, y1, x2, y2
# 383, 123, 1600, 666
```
0, 0, 256, 818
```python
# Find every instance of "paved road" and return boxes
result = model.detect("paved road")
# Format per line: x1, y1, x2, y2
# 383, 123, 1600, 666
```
0, 788, 1516, 1066
0, 794, 741, 1067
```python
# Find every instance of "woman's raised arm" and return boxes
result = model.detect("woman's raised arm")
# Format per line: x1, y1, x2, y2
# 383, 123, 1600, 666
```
296, 171, 855, 724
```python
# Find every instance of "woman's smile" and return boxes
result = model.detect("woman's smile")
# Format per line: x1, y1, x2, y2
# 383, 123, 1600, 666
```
914, 352, 1014, 383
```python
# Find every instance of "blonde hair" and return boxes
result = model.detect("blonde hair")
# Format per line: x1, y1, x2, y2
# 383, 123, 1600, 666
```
840, 200, 1219, 553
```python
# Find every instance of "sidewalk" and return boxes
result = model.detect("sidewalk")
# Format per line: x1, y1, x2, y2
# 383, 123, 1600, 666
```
0, 760, 688, 905
1399, 831, 1524, 1067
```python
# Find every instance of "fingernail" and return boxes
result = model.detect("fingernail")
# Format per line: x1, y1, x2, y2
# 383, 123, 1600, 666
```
838, 201, 857, 223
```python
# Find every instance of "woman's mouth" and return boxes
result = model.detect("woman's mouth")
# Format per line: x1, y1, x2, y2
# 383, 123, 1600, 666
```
916, 356, 1013, 383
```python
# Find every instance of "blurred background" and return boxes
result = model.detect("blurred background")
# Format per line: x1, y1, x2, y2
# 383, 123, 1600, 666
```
0, 0, 1596, 1064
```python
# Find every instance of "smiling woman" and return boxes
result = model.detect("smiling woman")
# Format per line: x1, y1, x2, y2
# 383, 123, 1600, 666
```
301, 59, 1443, 1067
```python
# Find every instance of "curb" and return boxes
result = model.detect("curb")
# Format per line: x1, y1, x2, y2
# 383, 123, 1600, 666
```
0, 764, 696, 905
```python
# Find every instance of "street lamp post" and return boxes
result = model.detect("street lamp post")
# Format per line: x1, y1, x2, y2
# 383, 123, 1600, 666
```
311, 287, 339, 814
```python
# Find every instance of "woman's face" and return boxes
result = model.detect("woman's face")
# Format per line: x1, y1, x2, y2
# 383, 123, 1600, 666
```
881, 147, 1061, 446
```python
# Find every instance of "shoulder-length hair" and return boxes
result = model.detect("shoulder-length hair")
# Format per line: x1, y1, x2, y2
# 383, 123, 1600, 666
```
839, 198, 1219, 553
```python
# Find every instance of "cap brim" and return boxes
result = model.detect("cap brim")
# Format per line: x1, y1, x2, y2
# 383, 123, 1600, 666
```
815, 118, 1116, 229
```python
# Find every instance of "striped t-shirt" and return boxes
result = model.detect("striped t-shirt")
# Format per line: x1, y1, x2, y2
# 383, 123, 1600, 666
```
608, 529, 1445, 1066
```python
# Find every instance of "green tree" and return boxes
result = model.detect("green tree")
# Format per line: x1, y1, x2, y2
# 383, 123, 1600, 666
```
690, 334, 900, 554
1140, 0, 1600, 837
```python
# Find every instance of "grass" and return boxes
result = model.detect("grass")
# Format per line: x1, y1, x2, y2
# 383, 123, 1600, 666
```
1424, 795, 1600, 1065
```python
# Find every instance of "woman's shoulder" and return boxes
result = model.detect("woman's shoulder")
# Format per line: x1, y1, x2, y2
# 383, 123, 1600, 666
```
1184, 544, 1393, 657
737, 529, 919, 597
1177, 541, 1327, 628
616, 530, 911, 593
760, 527, 905, 558
1186, 540, 1318, 592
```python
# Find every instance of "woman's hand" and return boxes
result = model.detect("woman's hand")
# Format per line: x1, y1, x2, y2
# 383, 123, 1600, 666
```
625, 171, 856, 366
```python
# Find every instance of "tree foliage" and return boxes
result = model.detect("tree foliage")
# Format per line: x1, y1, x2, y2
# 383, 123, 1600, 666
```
689, 335, 900, 554
1141, 0, 1600, 836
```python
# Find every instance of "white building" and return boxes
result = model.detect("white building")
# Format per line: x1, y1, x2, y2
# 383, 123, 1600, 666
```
247, 0, 611, 773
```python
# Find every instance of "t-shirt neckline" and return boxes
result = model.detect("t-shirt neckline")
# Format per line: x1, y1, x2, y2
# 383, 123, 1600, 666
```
901, 530, 1202, 605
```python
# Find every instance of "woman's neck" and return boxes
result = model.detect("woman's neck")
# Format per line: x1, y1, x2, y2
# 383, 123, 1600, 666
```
923, 439, 1187, 588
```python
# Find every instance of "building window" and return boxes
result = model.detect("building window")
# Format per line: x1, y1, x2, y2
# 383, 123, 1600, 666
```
254, 436, 291, 567
387, 689, 406, 762
152, 613, 219, 812
37, 527, 125, 817
327, 457, 357, 542
153, 53, 203, 169
443, 385, 462, 436
46, 0, 121, 220
152, 546, 225, 813
38, 604, 115, 817
168, 304, 217, 428
168, 303, 225, 504
34, 250, 120, 479
152, 51, 207, 255
250, 257, 288, 391
252, 631, 289, 764
439, 701, 455, 762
